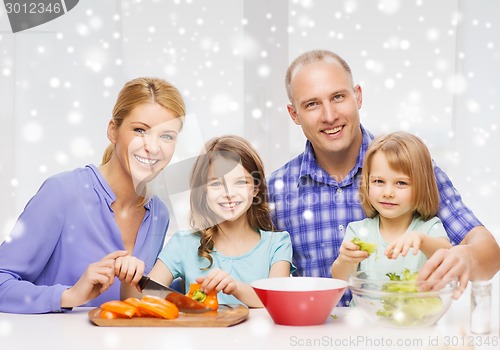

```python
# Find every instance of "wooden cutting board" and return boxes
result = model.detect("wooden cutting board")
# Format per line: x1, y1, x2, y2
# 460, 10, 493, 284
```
88, 304, 249, 327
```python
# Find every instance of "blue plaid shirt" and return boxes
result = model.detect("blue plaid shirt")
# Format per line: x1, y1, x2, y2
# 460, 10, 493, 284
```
268, 125, 482, 306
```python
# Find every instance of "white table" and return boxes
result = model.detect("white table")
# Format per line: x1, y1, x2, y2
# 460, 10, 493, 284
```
0, 282, 498, 350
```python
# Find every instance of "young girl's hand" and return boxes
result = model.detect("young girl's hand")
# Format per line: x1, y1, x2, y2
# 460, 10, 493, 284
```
331, 240, 370, 281
385, 232, 424, 259
338, 239, 369, 263
61, 250, 128, 308
196, 268, 237, 295
114, 254, 145, 287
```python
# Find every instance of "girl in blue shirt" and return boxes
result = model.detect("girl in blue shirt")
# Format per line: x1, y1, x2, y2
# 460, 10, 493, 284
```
121, 135, 294, 307
331, 132, 451, 281
0, 77, 185, 313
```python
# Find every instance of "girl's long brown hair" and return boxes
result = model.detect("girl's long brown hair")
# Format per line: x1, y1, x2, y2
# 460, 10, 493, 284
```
189, 135, 275, 269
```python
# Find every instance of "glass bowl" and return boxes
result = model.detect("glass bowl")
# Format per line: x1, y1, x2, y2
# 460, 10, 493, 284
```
348, 270, 457, 327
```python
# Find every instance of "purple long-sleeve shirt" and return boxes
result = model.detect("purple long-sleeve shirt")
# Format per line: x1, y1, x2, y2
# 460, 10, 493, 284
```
0, 164, 169, 314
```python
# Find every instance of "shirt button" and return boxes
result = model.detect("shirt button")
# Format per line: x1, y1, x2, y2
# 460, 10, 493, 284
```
337, 188, 342, 193
339, 224, 344, 231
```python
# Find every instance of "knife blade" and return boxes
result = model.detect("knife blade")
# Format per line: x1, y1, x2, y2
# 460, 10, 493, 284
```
139, 276, 213, 314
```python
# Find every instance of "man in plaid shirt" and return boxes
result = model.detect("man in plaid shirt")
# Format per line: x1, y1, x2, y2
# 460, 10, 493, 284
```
268, 50, 500, 306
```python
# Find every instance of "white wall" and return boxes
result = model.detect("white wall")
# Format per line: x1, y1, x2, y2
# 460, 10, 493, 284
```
1, 0, 498, 241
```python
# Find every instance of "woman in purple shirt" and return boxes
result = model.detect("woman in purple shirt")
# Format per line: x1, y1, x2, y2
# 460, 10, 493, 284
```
0, 77, 186, 313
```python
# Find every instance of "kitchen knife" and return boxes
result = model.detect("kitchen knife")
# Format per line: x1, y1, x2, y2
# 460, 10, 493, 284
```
139, 276, 213, 314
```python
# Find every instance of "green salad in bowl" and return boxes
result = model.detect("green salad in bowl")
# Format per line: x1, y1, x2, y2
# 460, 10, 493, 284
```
348, 269, 457, 327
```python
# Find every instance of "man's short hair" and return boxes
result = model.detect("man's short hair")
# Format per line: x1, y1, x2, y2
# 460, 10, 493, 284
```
285, 50, 353, 103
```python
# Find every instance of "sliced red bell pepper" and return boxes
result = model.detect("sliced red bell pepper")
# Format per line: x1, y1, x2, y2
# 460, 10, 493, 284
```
186, 283, 218, 311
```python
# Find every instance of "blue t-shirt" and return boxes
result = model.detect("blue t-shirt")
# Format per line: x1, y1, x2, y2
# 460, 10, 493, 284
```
158, 229, 295, 305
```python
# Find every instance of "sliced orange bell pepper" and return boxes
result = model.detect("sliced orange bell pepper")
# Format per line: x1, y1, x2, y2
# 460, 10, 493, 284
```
142, 295, 177, 310
142, 295, 179, 318
123, 297, 150, 317
135, 299, 179, 319
99, 309, 127, 319
100, 300, 137, 318
186, 283, 218, 311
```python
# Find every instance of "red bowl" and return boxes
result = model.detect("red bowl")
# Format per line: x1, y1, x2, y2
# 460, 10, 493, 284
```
251, 277, 347, 326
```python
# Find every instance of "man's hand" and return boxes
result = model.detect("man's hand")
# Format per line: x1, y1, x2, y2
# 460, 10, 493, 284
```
417, 246, 470, 299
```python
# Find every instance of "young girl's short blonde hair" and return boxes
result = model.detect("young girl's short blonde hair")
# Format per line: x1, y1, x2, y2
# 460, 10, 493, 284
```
359, 131, 439, 220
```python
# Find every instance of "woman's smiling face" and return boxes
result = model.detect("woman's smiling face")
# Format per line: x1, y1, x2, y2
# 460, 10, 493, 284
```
110, 102, 182, 193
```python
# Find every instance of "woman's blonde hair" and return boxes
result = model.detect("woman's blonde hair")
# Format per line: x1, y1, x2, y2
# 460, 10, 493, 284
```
189, 135, 275, 269
359, 131, 439, 220
101, 77, 186, 165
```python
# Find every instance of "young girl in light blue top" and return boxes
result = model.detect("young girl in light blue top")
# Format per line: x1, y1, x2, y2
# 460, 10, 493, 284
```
121, 135, 294, 307
331, 132, 451, 281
